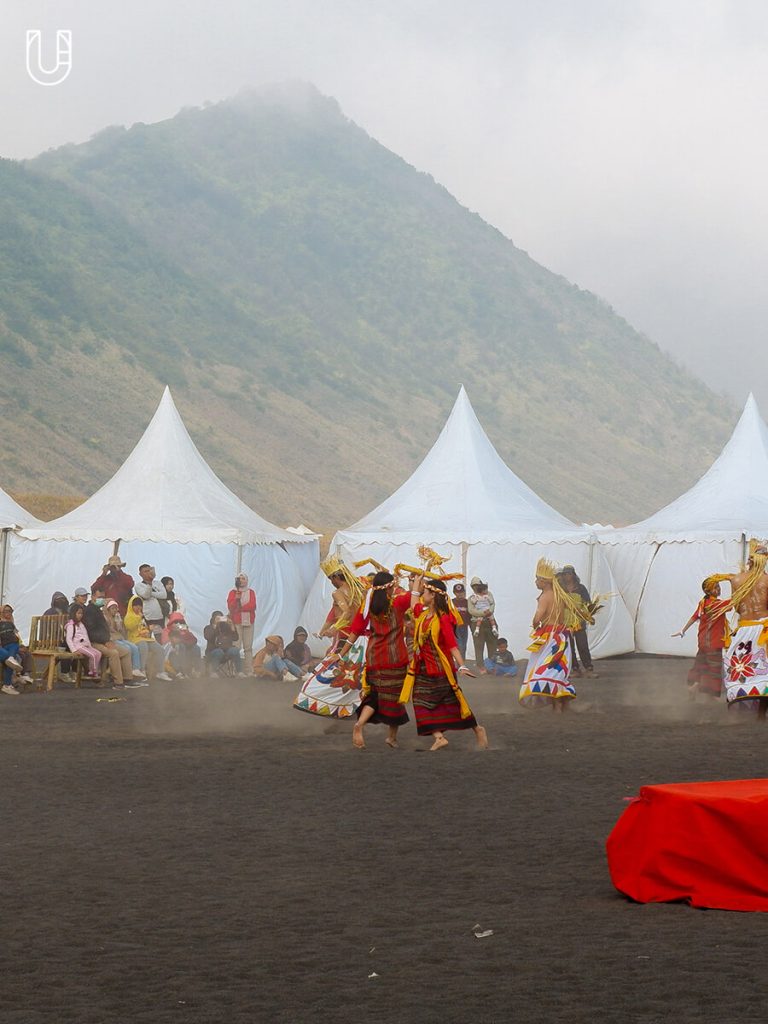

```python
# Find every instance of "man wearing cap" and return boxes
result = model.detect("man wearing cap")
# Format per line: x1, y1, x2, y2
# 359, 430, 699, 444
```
91, 555, 135, 616
468, 577, 498, 670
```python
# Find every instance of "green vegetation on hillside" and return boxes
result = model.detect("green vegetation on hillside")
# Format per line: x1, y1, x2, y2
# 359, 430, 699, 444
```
0, 83, 734, 526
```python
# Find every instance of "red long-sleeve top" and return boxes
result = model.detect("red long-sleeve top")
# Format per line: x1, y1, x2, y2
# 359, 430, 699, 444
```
347, 592, 412, 670
227, 588, 257, 626
413, 611, 458, 677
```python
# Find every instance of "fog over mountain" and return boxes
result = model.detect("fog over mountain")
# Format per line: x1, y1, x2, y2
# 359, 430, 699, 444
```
3, 1, 766, 410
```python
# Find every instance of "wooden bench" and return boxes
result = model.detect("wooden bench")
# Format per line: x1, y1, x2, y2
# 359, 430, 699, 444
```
28, 614, 86, 692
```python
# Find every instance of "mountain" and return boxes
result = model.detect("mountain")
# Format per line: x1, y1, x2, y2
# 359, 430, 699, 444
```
0, 82, 732, 528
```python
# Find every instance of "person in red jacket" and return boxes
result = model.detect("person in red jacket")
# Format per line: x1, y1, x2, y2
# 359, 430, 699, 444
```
91, 555, 135, 616
335, 571, 416, 750
400, 577, 488, 752
227, 572, 257, 672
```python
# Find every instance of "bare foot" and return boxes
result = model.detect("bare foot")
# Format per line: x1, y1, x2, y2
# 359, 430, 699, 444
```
430, 735, 449, 751
352, 724, 365, 749
475, 725, 489, 749
385, 736, 398, 749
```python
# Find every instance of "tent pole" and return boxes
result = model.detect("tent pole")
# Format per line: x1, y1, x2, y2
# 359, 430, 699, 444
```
741, 532, 747, 569
0, 528, 9, 605
461, 542, 468, 583
587, 536, 595, 594
236, 544, 243, 576
113, 538, 121, 557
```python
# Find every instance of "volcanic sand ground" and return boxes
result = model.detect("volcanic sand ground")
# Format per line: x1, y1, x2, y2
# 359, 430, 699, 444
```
2, 657, 767, 1024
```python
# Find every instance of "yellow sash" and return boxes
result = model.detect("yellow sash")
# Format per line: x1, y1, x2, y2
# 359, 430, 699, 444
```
399, 611, 472, 719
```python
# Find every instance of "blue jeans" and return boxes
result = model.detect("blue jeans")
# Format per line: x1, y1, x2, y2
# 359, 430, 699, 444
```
115, 639, 142, 671
455, 624, 469, 659
264, 655, 303, 679
484, 657, 518, 677
0, 643, 18, 684
209, 647, 242, 674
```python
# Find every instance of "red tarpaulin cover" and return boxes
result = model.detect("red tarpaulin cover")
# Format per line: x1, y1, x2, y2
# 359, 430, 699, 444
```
606, 779, 768, 912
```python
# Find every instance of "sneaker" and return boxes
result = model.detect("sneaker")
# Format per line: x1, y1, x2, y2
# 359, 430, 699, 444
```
131, 670, 147, 679
5, 656, 22, 671
1, 684, 19, 695
282, 671, 295, 682
156, 672, 172, 682
18, 674, 33, 684
124, 680, 143, 688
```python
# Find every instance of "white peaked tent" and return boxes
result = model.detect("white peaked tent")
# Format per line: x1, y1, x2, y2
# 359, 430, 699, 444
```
7, 387, 314, 641
300, 387, 634, 658
600, 394, 768, 655
0, 490, 42, 602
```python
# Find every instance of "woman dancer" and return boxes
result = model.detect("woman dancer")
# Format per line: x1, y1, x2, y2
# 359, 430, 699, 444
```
335, 571, 413, 750
399, 577, 488, 751
672, 575, 731, 700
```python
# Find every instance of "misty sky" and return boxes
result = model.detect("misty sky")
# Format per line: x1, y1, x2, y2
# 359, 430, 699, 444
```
3, 0, 767, 412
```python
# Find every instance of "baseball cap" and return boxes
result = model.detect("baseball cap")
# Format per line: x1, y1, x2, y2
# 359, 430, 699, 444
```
74, 587, 88, 597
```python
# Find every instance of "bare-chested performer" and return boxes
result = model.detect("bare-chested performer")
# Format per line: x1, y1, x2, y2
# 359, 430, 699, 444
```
519, 558, 585, 712
722, 542, 768, 718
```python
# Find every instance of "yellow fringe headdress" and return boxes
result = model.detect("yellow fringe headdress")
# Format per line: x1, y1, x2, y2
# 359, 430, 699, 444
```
536, 558, 587, 630
320, 554, 366, 628
729, 539, 768, 612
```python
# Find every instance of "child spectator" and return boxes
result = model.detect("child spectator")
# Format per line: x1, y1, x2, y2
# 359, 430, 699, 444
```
65, 605, 101, 678
484, 637, 518, 677
124, 597, 168, 680
161, 612, 202, 678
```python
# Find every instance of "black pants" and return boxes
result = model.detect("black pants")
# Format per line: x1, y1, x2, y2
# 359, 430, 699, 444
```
569, 629, 593, 671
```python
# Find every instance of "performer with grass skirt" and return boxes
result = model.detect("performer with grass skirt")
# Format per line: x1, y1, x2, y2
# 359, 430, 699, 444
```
334, 571, 415, 750
293, 555, 367, 720
519, 558, 585, 711
399, 576, 488, 752
720, 541, 768, 717
672, 575, 731, 699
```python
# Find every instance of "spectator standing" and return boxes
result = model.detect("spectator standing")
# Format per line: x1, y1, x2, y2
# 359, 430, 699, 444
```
135, 564, 167, 636
468, 577, 498, 670
84, 587, 133, 687
452, 584, 470, 659
203, 611, 242, 676
91, 556, 135, 616
159, 577, 184, 622
65, 605, 101, 678
560, 566, 598, 678
227, 572, 257, 671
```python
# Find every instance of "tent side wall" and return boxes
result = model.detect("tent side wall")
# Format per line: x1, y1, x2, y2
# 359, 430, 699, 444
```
634, 539, 744, 655
299, 536, 635, 660
7, 534, 306, 648
284, 539, 320, 602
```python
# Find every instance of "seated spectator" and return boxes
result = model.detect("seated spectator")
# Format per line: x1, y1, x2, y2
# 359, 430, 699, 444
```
159, 576, 185, 622
0, 605, 31, 692
484, 638, 518, 677
43, 591, 75, 682
124, 597, 168, 680
161, 611, 202, 678
284, 627, 314, 671
91, 555, 135, 616
203, 611, 243, 676
252, 635, 305, 681
65, 605, 101, 678
84, 586, 133, 688
104, 599, 147, 685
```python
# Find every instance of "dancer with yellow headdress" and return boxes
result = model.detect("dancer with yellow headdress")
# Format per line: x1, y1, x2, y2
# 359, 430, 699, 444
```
519, 558, 586, 710
293, 555, 367, 720
398, 575, 488, 751
720, 541, 768, 716
672, 575, 731, 699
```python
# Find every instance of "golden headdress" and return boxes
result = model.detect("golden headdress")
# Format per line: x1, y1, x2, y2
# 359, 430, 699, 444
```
320, 554, 366, 623
729, 538, 768, 611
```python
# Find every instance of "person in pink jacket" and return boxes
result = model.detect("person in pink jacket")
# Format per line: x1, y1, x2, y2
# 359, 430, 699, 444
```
64, 605, 101, 678
227, 572, 256, 672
